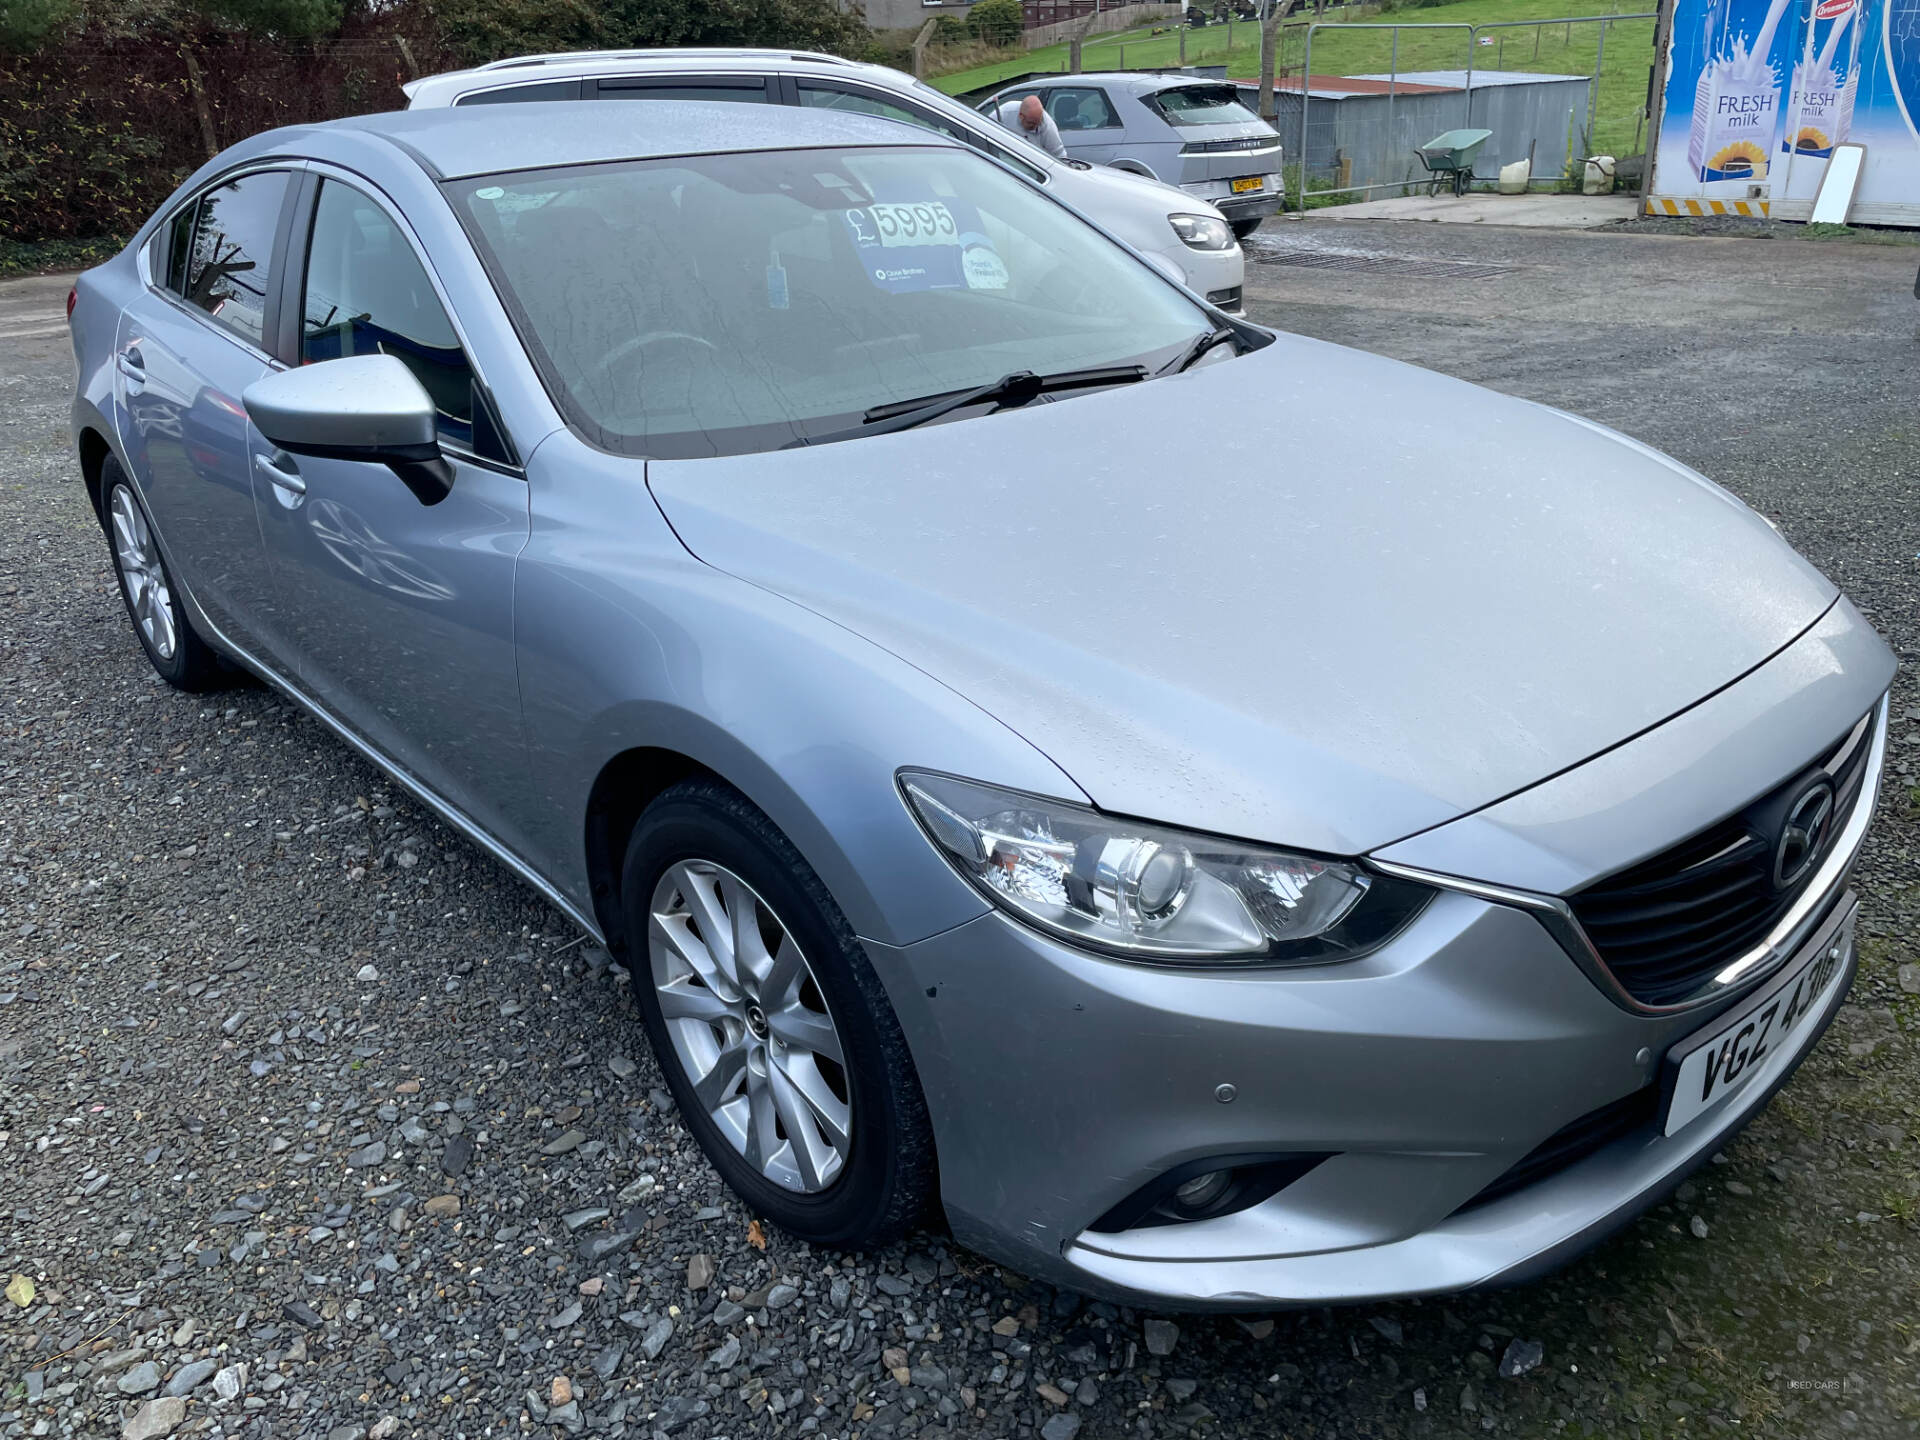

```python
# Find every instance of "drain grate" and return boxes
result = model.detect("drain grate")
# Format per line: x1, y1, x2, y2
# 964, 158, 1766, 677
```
1254, 248, 1516, 280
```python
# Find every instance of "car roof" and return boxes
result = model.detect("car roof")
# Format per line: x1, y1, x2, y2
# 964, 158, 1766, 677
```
311, 100, 958, 179
998, 71, 1228, 96
403, 47, 908, 106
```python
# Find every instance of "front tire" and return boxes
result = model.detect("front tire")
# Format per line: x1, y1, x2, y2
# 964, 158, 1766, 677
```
621, 780, 935, 1248
100, 458, 230, 692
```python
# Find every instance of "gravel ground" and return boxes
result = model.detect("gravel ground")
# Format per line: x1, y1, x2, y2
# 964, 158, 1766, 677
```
3, 227, 1918, 1440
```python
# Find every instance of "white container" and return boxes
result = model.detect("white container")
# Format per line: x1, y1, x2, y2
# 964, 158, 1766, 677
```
1582, 155, 1616, 194
1498, 158, 1531, 194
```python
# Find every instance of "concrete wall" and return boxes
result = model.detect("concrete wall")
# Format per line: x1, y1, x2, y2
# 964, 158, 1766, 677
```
1023, 3, 1181, 49
866, 0, 974, 36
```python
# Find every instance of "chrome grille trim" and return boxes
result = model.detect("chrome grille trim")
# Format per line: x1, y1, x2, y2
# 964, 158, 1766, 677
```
1375, 692, 1887, 1015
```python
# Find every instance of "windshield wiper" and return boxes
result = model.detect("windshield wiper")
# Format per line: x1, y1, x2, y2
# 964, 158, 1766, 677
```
1160, 325, 1239, 376
785, 364, 1146, 449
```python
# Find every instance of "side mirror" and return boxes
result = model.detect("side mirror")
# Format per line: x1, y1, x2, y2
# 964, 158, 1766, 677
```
242, 354, 453, 505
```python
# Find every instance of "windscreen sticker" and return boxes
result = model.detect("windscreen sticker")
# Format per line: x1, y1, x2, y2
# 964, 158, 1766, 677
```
844, 193, 1005, 295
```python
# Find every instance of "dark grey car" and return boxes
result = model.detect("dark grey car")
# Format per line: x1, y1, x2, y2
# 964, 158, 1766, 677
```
980, 72, 1285, 235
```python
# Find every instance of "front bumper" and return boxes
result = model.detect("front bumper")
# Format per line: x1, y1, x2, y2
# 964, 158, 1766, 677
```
1180, 174, 1285, 223
867, 873, 1861, 1310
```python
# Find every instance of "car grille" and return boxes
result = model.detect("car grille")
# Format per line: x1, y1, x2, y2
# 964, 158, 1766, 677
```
1567, 709, 1877, 1008
1454, 1085, 1659, 1213
1180, 137, 1279, 155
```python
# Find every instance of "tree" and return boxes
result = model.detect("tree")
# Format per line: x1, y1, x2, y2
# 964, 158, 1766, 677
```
431, 0, 871, 65
967, 0, 1021, 47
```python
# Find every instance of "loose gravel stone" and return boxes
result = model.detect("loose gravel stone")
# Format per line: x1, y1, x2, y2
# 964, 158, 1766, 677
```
1041, 1414, 1083, 1440
117, 1360, 162, 1394
162, 1358, 217, 1396
122, 1396, 186, 1440
687, 1253, 716, 1290
441, 1133, 474, 1176
212, 1364, 247, 1402
1499, 1339, 1545, 1378
1144, 1318, 1180, 1356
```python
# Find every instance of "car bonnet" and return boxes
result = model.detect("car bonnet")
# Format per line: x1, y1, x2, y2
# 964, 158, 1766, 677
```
646, 333, 1838, 856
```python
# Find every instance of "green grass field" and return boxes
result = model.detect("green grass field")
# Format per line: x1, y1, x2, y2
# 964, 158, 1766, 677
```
928, 0, 1656, 161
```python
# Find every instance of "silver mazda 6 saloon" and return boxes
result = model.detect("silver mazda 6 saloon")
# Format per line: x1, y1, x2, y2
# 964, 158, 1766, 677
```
69, 100, 1893, 1309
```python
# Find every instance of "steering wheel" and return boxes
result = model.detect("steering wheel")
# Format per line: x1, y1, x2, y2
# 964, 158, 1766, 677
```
585, 330, 719, 384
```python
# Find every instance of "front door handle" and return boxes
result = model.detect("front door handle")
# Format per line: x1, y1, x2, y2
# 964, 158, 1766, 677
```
254, 451, 306, 496
115, 347, 146, 386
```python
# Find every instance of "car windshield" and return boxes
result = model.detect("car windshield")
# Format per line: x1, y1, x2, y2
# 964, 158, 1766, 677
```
451, 144, 1210, 458
1147, 84, 1265, 128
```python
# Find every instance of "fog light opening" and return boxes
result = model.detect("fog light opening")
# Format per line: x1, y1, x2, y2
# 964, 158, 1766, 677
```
1171, 1169, 1233, 1212
1088, 1152, 1335, 1234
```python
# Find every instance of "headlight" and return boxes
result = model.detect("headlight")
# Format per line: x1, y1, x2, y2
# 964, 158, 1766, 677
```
900, 772, 1430, 965
1168, 213, 1235, 252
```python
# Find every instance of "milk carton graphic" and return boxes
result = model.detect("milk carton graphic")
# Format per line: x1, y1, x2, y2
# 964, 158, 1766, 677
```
1688, 0, 1796, 181
1782, 0, 1866, 157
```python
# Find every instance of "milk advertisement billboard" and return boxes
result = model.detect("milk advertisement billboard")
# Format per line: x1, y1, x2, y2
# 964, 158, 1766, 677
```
1649, 0, 1920, 224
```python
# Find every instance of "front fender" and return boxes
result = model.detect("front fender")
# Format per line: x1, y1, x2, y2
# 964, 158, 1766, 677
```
514, 431, 1087, 948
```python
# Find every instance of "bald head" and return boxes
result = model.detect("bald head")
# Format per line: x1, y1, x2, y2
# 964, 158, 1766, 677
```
1018, 95, 1046, 132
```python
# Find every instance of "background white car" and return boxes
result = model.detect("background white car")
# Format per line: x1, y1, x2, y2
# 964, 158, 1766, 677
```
404, 49, 1245, 312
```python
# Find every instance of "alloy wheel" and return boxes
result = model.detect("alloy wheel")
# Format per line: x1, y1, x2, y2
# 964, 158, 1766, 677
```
648, 859, 853, 1193
109, 485, 177, 661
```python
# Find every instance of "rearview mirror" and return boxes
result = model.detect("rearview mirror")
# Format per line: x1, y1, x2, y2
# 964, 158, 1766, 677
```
242, 355, 453, 505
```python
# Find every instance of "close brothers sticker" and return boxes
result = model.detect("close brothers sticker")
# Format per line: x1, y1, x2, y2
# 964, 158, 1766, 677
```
843, 197, 1008, 296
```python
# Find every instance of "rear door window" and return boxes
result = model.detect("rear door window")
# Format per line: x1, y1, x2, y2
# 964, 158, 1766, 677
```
172, 170, 290, 349
1043, 87, 1120, 130
593, 77, 775, 102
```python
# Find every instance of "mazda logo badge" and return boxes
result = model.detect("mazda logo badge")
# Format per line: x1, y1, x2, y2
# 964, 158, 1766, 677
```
1773, 780, 1835, 891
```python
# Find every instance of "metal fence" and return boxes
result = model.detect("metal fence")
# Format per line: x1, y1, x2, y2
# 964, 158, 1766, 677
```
1281, 12, 1657, 207
926, 9, 1656, 203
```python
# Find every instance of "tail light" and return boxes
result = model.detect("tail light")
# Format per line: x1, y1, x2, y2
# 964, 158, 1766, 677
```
66, 286, 77, 322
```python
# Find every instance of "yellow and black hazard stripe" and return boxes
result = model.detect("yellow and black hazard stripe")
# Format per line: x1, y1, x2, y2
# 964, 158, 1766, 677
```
1645, 197, 1771, 217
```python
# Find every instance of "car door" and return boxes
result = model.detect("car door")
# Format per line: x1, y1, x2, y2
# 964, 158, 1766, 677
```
116, 167, 297, 653
252, 172, 532, 838
1040, 86, 1126, 166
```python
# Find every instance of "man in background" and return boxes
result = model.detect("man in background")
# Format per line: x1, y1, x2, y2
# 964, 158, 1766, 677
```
993, 94, 1067, 158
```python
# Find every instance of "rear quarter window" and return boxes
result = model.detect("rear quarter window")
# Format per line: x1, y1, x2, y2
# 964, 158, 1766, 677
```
454, 79, 584, 105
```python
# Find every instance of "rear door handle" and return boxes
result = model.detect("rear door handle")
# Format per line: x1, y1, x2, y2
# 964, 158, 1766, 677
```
115, 348, 146, 384
254, 451, 306, 496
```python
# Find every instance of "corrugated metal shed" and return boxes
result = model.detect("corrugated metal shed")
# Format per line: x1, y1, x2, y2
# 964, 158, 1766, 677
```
1252, 70, 1593, 197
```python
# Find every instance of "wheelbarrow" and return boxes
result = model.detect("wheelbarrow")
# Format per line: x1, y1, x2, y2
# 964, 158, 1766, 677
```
1415, 128, 1493, 196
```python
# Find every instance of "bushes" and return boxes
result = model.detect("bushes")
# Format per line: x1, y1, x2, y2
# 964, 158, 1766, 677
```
0, 0, 879, 244
967, 0, 1023, 46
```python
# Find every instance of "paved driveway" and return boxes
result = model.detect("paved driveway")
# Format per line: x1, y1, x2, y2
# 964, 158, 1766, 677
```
3, 230, 1916, 1439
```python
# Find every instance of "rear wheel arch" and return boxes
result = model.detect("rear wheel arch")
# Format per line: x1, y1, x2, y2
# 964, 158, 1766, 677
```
77, 426, 113, 526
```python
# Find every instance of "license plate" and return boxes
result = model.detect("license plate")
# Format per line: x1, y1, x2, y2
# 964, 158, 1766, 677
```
1230, 176, 1265, 194
1663, 922, 1851, 1136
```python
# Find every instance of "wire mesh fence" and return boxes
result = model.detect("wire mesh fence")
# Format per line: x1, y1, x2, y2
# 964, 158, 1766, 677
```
926, 7, 1656, 203
1283, 13, 1654, 206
